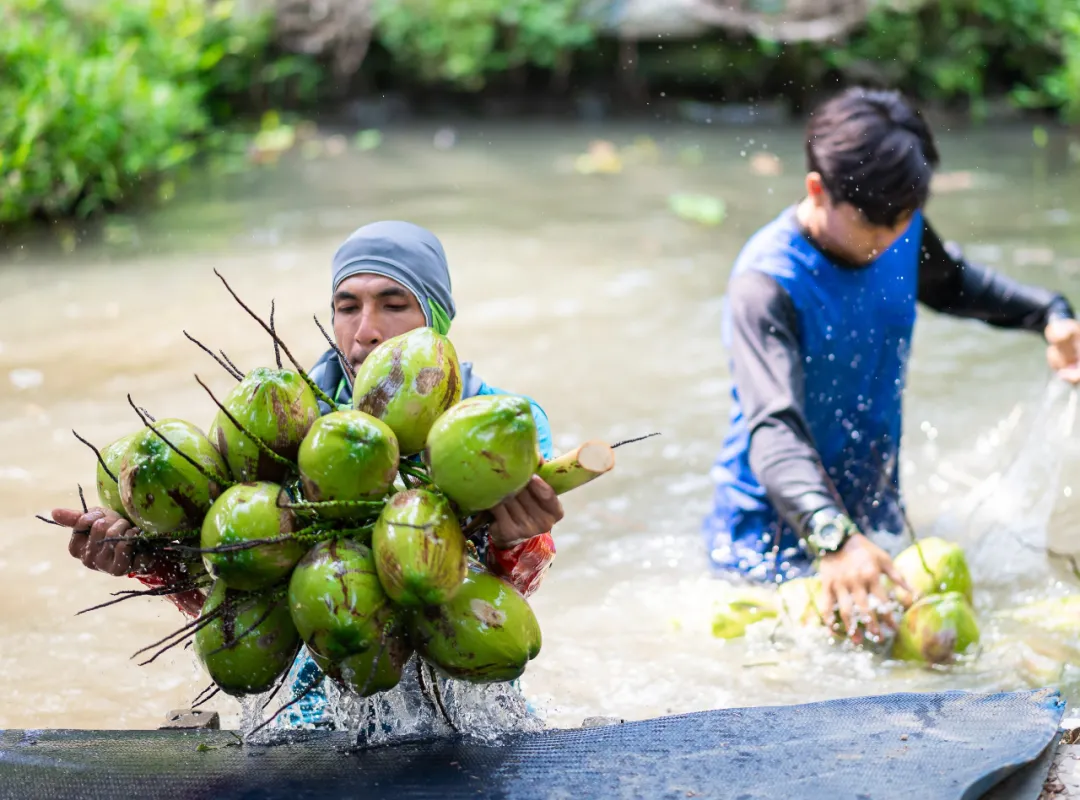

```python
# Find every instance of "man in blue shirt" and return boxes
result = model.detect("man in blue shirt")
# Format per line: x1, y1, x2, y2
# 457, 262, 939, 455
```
53, 220, 564, 726
703, 87, 1080, 642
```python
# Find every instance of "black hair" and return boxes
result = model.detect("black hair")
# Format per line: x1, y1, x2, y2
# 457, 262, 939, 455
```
805, 87, 940, 227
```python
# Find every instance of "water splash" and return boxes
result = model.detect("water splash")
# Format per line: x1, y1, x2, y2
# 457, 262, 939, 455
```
238, 654, 543, 748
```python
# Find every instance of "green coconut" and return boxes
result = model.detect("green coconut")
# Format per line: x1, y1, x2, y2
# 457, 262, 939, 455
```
297, 410, 400, 519
892, 592, 980, 665
711, 592, 778, 640
893, 537, 973, 603
352, 327, 463, 455
96, 432, 138, 515
777, 577, 826, 627
119, 420, 228, 536
424, 394, 540, 514
287, 538, 400, 661
410, 563, 542, 683
200, 482, 307, 591
209, 368, 320, 483
372, 489, 467, 607
194, 581, 301, 696
310, 634, 413, 697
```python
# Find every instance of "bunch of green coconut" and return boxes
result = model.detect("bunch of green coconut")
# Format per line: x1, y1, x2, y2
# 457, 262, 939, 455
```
84, 294, 616, 706
711, 537, 981, 667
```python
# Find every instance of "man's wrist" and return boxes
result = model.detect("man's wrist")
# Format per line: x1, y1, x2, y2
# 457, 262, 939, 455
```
805, 509, 858, 558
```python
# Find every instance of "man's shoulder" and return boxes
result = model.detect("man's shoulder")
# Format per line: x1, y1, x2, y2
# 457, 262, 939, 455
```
732, 206, 814, 281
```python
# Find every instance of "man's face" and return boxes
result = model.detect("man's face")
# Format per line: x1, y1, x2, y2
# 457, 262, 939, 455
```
332, 274, 427, 368
807, 174, 914, 265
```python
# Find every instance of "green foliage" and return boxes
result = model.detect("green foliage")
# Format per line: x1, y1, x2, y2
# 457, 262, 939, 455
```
821, 0, 1079, 120
0, 0, 323, 226
372, 0, 594, 89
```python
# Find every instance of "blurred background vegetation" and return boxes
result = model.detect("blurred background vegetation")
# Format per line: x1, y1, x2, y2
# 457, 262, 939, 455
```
2, 0, 1078, 230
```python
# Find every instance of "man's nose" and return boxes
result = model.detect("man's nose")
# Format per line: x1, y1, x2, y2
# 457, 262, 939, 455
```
354, 312, 383, 346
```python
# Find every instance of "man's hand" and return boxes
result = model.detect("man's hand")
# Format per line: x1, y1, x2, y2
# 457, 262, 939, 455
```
1045, 318, 1080, 384
52, 506, 154, 577
818, 533, 910, 644
489, 475, 564, 550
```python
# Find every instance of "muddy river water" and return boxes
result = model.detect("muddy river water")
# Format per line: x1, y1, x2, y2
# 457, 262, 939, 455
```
2, 120, 1080, 732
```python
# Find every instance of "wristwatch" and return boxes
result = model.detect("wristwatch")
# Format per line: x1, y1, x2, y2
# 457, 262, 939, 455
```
805, 511, 858, 558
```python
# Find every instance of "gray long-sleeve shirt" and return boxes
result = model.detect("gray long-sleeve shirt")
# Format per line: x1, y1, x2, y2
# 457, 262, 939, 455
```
728, 217, 1074, 540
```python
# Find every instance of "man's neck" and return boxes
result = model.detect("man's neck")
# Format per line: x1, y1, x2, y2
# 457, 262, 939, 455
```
795, 198, 864, 268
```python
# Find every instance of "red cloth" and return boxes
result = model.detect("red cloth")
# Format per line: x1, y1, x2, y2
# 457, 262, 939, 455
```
129, 557, 205, 618
485, 532, 556, 598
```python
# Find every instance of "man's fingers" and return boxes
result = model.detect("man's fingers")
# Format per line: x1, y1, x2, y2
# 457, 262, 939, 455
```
52, 508, 84, 528
835, 586, 856, 639
529, 475, 561, 505
819, 581, 837, 627
869, 579, 897, 631
68, 530, 88, 559
83, 517, 116, 570
74, 509, 107, 533
107, 519, 136, 576
527, 476, 562, 516
503, 496, 534, 533
851, 586, 878, 640
881, 559, 912, 594
516, 487, 557, 532
490, 503, 520, 542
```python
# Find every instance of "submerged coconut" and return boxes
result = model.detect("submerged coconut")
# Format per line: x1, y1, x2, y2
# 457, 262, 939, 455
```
119, 419, 228, 535
711, 593, 778, 639
424, 394, 540, 514
288, 538, 400, 662
777, 577, 826, 627
297, 410, 400, 519
194, 581, 301, 696
96, 432, 138, 515
209, 368, 320, 483
352, 328, 462, 455
893, 538, 973, 603
372, 489, 467, 607
200, 482, 307, 591
310, 634, 413, 697
892, 591, 980, 665
410, 563, 542, 683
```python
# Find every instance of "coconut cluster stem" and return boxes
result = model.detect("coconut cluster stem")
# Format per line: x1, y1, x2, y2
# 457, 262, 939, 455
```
398, 463, 432, 486
270, 300, 283, 370
133, 589, 267, 666
313, 314, 355, 381
202, 591, 287, 658
537, 440, 616, 495
72, 430, 116, 484
213, 269, 337, 411
249, 675, 323, 738
193, 374, 296, 473
611, 432, 662, 449
183, 331, 243, 381
75, 576, 211, 616
127, 395, 232, 488
281, 498, 386, 515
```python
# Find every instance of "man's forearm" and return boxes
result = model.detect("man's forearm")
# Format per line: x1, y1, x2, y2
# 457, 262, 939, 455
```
919, 221, 1075, 330
748, 421, 845, 541
727, 270, 848, 542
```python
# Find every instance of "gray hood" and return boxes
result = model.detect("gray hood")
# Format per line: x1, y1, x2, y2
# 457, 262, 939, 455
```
331, 220, 456, 331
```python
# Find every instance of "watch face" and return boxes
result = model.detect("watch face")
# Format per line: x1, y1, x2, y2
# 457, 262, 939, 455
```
812, 521, 847, 552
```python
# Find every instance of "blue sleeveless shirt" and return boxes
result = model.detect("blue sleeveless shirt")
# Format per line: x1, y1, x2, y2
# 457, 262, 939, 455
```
704, 207, 923, 583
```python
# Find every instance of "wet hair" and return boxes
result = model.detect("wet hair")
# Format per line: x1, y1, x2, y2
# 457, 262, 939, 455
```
805, 87, 940, 227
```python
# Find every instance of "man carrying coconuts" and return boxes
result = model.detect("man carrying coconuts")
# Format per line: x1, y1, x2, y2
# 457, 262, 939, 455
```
704, 86, 1080, 644
52, 220, 564, 728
